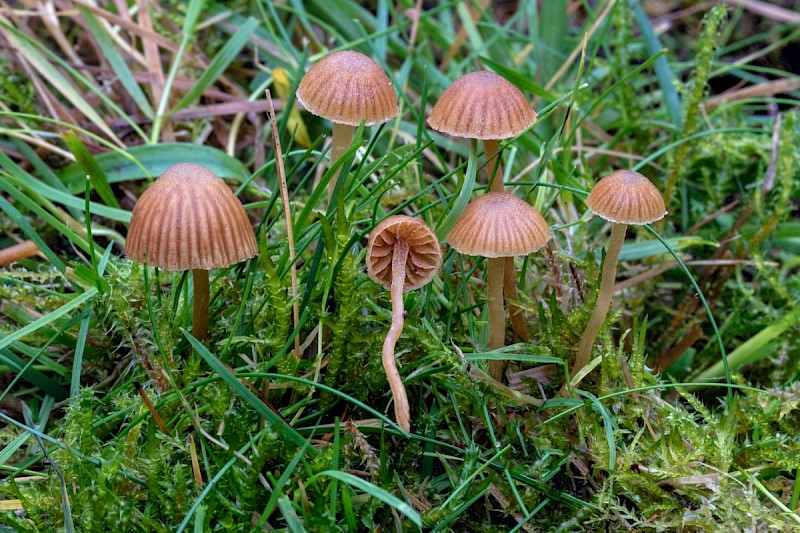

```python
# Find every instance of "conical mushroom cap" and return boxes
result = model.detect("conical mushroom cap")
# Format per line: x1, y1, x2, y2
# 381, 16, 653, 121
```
428, 71, 537, 140
296, 50, 399, 127
366, 215, 442, 292
126, 163, 258, 271
447, 192, 551, 258
586, 170, 667, 225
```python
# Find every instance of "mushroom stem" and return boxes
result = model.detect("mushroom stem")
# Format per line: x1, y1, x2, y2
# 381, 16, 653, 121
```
504, 256, 528, 343
572, 222, 627, 381
0, 240, 39, 267
192, 268, 210, 341
384, 239, 411, 433
483, 139, 503, 194
484, 139, 528, 347
329, 122, 357, 203
487, 256, 506, 380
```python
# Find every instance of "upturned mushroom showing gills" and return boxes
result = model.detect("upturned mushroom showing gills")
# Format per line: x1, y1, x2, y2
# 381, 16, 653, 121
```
296, 50, 399, 203
571, 170, 667, 384
366, 215, 442, 433
125, 163, 258, 341
447, 192, 551, 381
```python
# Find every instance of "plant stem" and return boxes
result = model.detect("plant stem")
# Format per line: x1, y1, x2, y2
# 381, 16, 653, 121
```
384, 240, 411, 433
487, 256, 506, 380
572, 223, 627, 381
192, 268, 210, 341
0, 240, 39, 266
329, 122, 356, 204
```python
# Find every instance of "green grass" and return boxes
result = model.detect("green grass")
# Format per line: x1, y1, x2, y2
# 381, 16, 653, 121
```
1, 1, 800, 531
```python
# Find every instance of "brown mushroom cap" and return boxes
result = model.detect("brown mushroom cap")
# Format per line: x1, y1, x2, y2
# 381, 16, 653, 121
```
126, 163, 258, 271
586, 170, 667, 225
447, 192, 551, 258
366, 215, 442, 292
428, 71, 537, 140
296, 50, 399, 127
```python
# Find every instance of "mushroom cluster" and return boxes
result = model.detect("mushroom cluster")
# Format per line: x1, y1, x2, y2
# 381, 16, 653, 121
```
120, 54, 670, 436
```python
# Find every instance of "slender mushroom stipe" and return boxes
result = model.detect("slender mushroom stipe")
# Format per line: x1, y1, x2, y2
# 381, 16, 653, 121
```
0, 240, 39, 267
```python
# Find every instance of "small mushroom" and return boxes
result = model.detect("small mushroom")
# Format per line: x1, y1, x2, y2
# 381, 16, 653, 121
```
428, 70, 536, 194
428, 71, 537, 342
366, 215, 442, 433
447, 192, 551, 380
296, 51, 399, 202
571, 170, 667, 383
126, 163, 258, 341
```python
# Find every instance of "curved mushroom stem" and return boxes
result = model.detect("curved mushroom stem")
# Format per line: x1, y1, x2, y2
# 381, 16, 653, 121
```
329, 122, 356, 204
384, 239, 411, 433
0, 240, 39, 267
484, 139, 528, 349
192, 268, 210, 341
571, 222, 627, 382
487, 256, 506, 380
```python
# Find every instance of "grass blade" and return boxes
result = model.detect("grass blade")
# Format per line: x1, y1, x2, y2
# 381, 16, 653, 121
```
61, 130, 120, 209
59, 143, 250, 191
77, 6, 154, 117
307, 470, 422, 529
184, 330, 314, 453
0, 288, 98, 352
172, 17, 259, 112
629, 0, 682, 128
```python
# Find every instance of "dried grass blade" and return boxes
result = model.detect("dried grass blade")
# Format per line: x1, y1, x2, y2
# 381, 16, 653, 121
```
150, 0, 205, 142
78, 5, 154, 117
266, 90, 301, 361
0, 16, 128, 145
172, 17, 259, 113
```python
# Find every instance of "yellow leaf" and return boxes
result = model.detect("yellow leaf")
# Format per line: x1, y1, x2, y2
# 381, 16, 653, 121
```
273, 68, 311, 147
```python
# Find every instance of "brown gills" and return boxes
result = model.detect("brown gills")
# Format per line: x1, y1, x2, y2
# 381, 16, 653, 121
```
366, 215, 442, 291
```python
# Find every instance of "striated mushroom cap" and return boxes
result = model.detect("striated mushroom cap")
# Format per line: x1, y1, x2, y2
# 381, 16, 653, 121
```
296, 50, 399, 127
126, 163, 258, 271
447, 192, 550, 258
586, 170, 667, 225
428, 71, 537, 140
366, 215, 442, 292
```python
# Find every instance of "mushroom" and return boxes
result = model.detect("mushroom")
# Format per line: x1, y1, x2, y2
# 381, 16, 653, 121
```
366, 215, 442, 433
428, 70, 537, 342
296, 50, 399, 203
126, 163, 258, 341
447, 192, 551, 380
428, 70, 536, 194
571, 170, 667, 382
